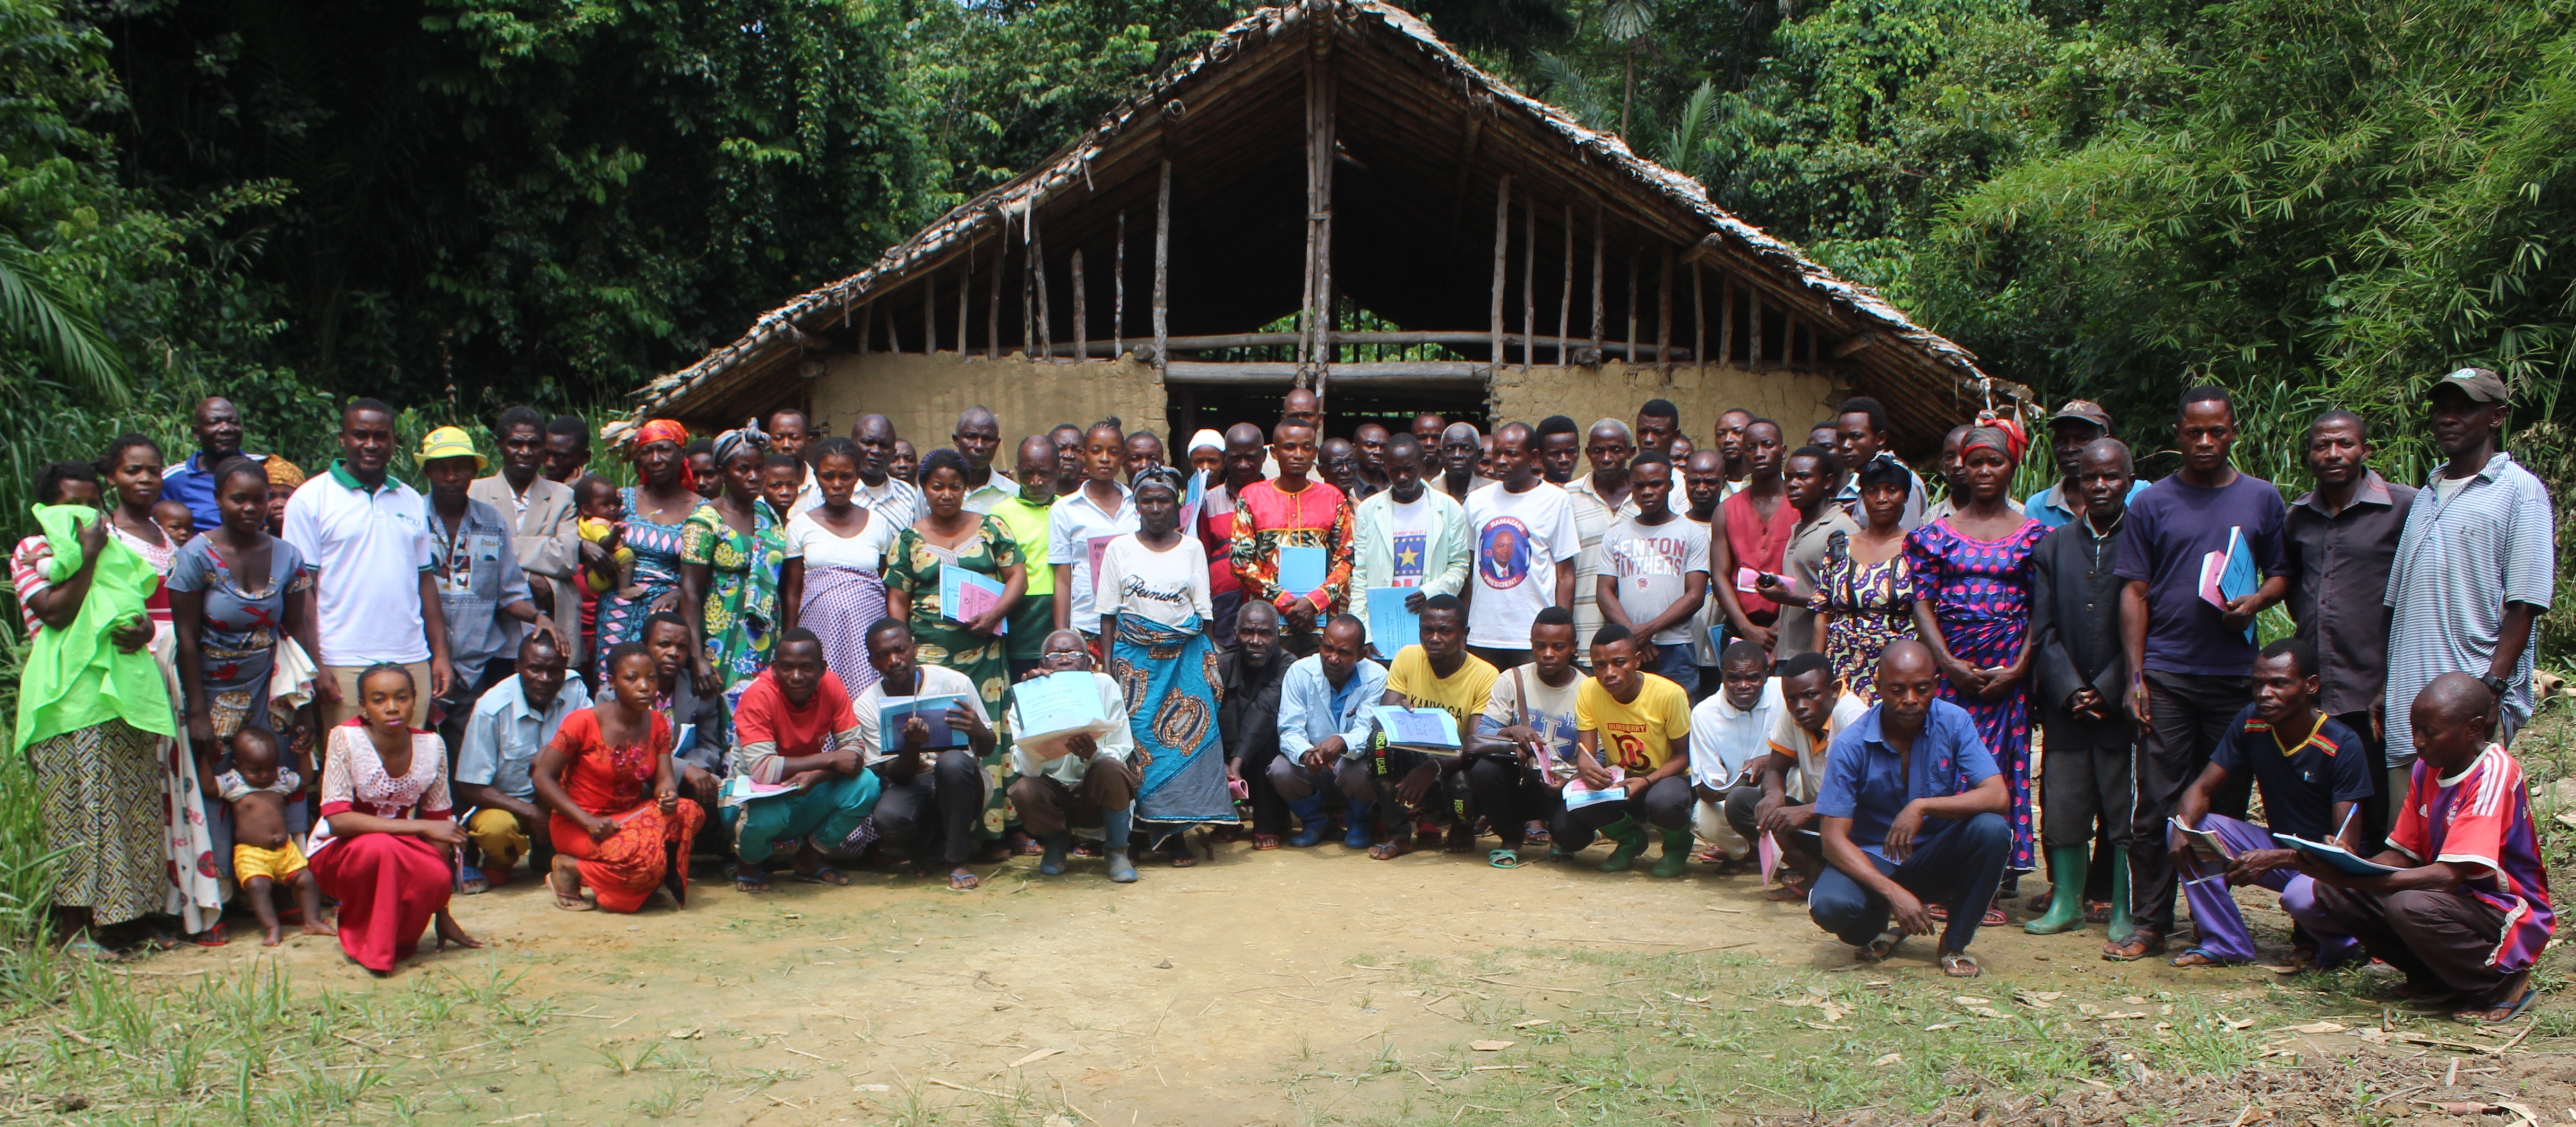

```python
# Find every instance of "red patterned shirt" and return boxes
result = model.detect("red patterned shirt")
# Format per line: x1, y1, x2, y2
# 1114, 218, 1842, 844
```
1229, 478, 1354, 616
2391, 743, 2555, 973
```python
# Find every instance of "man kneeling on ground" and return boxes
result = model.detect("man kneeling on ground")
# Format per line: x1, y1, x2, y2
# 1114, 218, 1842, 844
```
1558, 624, 1695, 875
1810, 640, 2010, 977
2295, 674, 2555, 1024
2163, 639, 2370, 969
1007, 630, 1140, 883
1687, 640, 1782, 866
853, 618, 995, 890
726, 629, 882, 891
1730, 652, 1864, 901
1364, 594, 1497, 859
453, 632, 591, 892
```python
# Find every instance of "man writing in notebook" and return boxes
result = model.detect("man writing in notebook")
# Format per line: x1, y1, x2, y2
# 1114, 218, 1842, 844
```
2297, 674, 2555, 1025
1364, 594, 1496, 859
2163, 639, 2371, 969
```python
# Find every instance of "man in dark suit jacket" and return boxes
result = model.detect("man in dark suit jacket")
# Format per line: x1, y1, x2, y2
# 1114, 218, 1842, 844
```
2024, 438, 2140, 938
1220, 602, 1294, 847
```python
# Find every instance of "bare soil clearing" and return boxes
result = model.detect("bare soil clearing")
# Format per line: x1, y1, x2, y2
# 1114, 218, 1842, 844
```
130, 835, 2566, 1125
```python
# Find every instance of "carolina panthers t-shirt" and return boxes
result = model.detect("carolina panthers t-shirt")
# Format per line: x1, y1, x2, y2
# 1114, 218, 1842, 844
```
1463, 482, 1584, 649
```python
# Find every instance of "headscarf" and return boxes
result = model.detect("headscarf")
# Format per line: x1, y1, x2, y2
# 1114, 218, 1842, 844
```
711, 420, 770, 477
1961, 415, 2028, 462
263, 457, 305, 491
1188, 429, 1224, 456
633, 419, 693, 492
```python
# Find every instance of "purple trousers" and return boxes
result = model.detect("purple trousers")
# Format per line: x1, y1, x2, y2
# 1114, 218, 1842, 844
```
2172, 813, 2359, 965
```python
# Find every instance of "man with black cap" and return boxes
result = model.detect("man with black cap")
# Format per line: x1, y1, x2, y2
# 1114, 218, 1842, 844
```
2023, 401, 2145, 529
2384, 367, 2556, 778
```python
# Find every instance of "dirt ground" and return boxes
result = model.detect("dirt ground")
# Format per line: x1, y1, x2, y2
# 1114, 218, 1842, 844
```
134, 833, 2567, 1125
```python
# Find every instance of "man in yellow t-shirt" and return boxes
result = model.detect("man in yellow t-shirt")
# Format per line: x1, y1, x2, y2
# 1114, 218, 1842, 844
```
1364, 594, 1496, 859
1565, 623, 1696, 876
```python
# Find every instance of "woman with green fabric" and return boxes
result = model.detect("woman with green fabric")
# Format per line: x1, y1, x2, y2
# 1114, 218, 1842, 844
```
884, 449, 1027, 849
11, 461, 178, 958
678, 425, 786, 719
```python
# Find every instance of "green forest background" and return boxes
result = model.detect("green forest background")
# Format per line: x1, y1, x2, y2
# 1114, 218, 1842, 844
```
0, 0, 2571, 652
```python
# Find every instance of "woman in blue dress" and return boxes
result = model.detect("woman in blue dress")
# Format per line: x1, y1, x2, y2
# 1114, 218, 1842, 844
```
594, 420, 709, 685
1907, 425, 2048, 894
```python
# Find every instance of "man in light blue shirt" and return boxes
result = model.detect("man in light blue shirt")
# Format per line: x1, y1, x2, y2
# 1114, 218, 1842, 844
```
2023, 400, 2151, 529
1271, 615, 1389, 848
1810, 640, 2011, 975
452, 634, 591, 892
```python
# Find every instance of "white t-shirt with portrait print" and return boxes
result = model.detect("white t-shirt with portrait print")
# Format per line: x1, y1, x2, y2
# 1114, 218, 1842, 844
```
1462, 482, 1584, 649
1093, 532, 1212, 630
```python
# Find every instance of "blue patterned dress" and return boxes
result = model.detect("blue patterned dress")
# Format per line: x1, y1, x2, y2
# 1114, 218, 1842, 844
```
1906, 516, 2048, 872
594, 488, 705, 683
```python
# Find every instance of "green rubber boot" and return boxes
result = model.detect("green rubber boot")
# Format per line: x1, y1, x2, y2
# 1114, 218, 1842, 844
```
1596, 816, 1649, 872
1651, 829, 1695, 878
2023, 845, 2089, 934
2106, 854, 2137, 944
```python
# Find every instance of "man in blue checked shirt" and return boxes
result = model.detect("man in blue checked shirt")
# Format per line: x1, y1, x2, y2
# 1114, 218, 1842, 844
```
1810, 640, 2011, 978
1271, 615, 1389, 849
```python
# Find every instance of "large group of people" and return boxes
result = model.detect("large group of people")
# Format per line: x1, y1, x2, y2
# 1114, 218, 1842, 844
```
9, 370, 2557, 1018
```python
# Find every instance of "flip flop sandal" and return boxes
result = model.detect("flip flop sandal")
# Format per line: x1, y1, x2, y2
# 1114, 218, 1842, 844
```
554, 870, 599, 910
1940, 950, 1983, 978
791, 867, 851, 886
1011, 837, 1046, 857
1368, 838, 1415, 861
1252, 834, 1283, 851
947, 871, 981, 891
2456, 987, 2539, 1026
1764, 882, 1811, 903
1857, 930, 1905, 963
1981, 906, 2008, 927
2086, 901, 2113, 923
2101, 933, 2165, 962
458, 874, 492, 896
62, 935, 117, 962
2169, 947, 2240, 968
189, 924, 230, 947
1524, 823, 1552, 845
1487, 849, 1523, 870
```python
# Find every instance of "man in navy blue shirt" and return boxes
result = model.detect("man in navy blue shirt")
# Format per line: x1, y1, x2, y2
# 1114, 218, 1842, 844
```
2165, 639, 2372, 970
1810, 640, 2012, 977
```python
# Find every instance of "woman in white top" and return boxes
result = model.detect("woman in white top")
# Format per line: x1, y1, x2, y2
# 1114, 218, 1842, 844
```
1096, 470, 1231, 863
779, 437, 903, 697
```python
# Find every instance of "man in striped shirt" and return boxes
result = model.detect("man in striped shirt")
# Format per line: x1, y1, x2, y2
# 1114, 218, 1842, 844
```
2383, 368, 2556, 791
2298, 674, 2553, 1024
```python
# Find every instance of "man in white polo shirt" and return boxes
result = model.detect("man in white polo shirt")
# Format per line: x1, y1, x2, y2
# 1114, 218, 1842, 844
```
283, 398, 454, 729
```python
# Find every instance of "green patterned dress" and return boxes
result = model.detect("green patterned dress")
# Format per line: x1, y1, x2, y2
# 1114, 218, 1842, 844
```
885, 517, 1022, 837
681, 503, 786, 706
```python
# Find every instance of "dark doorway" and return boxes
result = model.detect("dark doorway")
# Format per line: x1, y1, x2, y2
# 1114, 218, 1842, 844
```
1164, 383, 1489, 449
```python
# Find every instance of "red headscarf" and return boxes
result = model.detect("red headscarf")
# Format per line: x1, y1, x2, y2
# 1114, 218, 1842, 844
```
1962, 411, 2028, 462
633, 419, 693, 493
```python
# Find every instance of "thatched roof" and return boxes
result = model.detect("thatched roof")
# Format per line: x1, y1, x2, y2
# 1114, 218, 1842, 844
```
609, 0, 2018, 447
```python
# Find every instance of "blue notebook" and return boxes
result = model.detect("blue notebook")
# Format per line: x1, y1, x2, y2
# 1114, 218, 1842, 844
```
1367, 587, 1419, 653
876, 693, 975, 756
1278, 545, 1327, 595
940, 567, 1009, 635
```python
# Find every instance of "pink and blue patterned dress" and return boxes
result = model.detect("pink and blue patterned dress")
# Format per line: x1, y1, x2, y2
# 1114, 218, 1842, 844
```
594, 488, 705, 683
1906, 516, 2048, 872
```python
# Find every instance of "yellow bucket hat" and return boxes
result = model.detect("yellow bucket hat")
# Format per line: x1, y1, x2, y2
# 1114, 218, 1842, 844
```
416, 425, 489, 471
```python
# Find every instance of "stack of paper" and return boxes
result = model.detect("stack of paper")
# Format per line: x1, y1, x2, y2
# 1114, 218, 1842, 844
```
1366, 586, 1419, 653
876, 693, 975, 756
1372, 705, 1461, 757
1562, 765, 1628, 809
1012, 671, 1119, 760
941, 568, 1009, 634
2169, 816, 2233, 865
719, 774, 804, 808
1278, 545, 1328, 595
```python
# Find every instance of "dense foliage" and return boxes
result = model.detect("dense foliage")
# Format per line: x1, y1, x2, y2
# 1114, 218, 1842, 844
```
0, 0, 2568, 646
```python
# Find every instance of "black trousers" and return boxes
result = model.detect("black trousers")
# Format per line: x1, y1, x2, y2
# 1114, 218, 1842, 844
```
1462, 757, 1552, 846
1338, 747, 1470, 830
1236, 742, 1290, 837
870, 751, 984, 865
2336, 708, 2396, 853
2127, 672, 2252, 936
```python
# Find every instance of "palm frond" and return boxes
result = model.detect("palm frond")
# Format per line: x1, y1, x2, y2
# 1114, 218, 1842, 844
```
0, 234, 128, 406
1529, 50, 1618, 132
1657, 79, 1716, 174
1599, 0, 1654, 43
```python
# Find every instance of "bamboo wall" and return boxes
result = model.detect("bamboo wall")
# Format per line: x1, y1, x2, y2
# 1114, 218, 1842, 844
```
809, 352, 1171, 449
1488, 362, 1842, 446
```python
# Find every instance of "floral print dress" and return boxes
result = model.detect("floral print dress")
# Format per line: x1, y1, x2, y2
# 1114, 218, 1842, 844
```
681, 503, 786, 705
1809, 529, 1920, 705
886, 517, 1022, 838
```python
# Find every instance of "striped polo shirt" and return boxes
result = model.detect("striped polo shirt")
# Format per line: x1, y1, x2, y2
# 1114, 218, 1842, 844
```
2382, 453, 2556, 765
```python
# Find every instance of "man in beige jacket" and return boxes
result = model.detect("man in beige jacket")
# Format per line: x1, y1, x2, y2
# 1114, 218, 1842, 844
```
470, 406, 584, 668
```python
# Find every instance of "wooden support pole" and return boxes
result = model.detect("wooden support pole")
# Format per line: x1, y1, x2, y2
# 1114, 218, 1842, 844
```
1113, 211, 1126, 358
1656, 245, 1674, 384
1625, 249, 1639, 370
1750, 298, 1765, 373
1312, 46, 1336, 403
1032, 207, 1053, 365
1718, 274, 1733, 368
1589, 206, 1605, 361
1020, 220, 1035, 358
883, 301, 900, 356
924, 270, 936, 356
988, 220, 1003, 360
957, 238, 970, 354
1153, 160, 1170, 384
858, 298, 872, 354
1520, 198, 1534, 367
1489, 173, 1510, 368
1691, 259, 1705, 382
1558, 202, 1573, 366
1071, 249, 1087, 366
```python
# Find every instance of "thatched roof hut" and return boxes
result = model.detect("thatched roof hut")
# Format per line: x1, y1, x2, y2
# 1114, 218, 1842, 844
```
610, 0, 2015, 454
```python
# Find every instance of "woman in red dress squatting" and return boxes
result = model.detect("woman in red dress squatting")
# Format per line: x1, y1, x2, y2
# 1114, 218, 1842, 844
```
307, 664, 481, 973
533, 640, 705, 912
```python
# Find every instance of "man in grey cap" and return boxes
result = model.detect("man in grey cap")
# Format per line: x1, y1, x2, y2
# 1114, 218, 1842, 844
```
2023, 400, 2145, 529
2383, 367, 2556, 776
